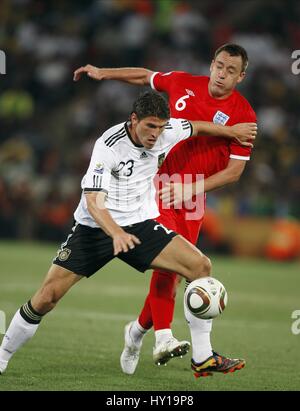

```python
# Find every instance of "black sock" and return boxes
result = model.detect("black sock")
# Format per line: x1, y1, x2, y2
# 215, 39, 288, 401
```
19, 300, 43, 324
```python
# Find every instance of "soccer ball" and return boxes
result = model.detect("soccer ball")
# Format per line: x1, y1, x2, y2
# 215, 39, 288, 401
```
184, 277, 228, 319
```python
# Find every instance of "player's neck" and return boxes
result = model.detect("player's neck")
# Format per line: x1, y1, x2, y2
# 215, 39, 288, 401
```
126, 121, 143, 147
207, 81, 233, 100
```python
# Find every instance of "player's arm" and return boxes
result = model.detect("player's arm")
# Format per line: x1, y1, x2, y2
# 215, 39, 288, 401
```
204, 158, 246, 191
160, 159, 247, 206
85, 191, 141, 255
73, 65, 153, 85
190, 121, 257, 147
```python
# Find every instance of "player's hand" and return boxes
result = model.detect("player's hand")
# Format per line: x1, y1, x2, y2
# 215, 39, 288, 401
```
112, 230, 141, 256
159, 182, 194, 207
73, 65, 104, 82
230, 123, 257, 147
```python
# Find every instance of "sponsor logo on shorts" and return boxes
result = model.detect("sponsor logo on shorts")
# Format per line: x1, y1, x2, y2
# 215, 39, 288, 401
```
58, 248, 72, 261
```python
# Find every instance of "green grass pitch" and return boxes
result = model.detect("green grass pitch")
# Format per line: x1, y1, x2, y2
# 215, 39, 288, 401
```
0, 241, 300, 391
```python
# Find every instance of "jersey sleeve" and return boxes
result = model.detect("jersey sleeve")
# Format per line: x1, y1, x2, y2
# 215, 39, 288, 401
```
150, 71, 186, 93
166, 118, 193, 147
82, 138, 116, 194
229, 105, 257, 161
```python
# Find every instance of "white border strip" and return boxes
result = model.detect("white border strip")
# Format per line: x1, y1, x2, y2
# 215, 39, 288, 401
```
150, 72, 158, 90
230, 154, 250, 161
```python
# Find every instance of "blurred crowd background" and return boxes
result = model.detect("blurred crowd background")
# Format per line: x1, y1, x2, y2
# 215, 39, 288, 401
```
1, 0, 300, 259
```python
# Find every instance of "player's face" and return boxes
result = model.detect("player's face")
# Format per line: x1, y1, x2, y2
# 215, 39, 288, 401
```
209, 51, 246, 98
132, 115, 168, 149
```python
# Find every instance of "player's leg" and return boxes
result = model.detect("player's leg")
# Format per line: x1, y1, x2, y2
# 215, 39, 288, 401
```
120, 233, 210, 373
184, 295, 246, 377
120, 219, 210, 374
148, 216, 199, 334
183, 282, 214, 365
0, 222, 115, 375
181, 221, 246, 377
138, 212, 179, 342
0, 264, 82, 374
31, 264, 83, 314
122, 269, 180, 372
138, 211, 190, 333
122, 213, 180, 373
123, 218, 203, 371
175, 218, 214, 364
143, 270, 182, 366
148, 223, 209, 366
148, 233, 212, 361
150, 232, 211, 279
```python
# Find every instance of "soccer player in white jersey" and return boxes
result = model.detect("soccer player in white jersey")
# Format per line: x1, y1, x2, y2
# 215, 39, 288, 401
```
0, 91, 256, 375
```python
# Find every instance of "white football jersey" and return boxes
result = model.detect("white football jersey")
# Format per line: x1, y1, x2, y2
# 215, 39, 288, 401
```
74, 118, 192, 227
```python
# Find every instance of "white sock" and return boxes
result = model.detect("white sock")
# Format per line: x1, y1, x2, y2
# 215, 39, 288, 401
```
129, 319, 147, 346
0, 310, 40, 364
184, 303, 213, 363
155, 329, 173, 346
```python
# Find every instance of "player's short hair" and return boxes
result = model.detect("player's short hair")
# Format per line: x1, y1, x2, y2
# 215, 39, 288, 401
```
132, 91, 170, 120
214, 43, 248, 72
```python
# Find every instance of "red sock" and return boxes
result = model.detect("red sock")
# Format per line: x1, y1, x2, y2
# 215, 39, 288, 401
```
138, 294, 153, 330
138, 270, 177, 331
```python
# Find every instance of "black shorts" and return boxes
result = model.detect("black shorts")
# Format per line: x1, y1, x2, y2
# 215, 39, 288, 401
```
53, 220, 177, 277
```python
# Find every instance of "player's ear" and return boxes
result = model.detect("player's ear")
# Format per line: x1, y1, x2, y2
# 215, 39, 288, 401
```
209, 60, 215, 73
237, 71, 246, 84
130, 112, 138, 126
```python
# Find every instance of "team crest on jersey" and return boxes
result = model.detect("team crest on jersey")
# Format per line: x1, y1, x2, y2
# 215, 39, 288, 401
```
93, 163, 104, 174
57, 248, 71, 261
213, 111, 230, 125
157, 153, 166, 168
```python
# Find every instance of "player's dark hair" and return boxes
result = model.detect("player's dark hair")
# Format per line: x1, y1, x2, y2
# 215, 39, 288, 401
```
132, 91, 170, 120
214, 43, 248, 72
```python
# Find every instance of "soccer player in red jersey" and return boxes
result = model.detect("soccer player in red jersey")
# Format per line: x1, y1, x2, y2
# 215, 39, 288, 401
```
74, 44, 257, 377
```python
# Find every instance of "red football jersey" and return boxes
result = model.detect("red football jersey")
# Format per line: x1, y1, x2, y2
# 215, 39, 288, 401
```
151, 71, 256, 179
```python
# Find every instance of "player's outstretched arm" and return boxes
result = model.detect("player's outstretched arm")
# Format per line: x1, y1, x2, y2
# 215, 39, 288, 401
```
73, 65, 153, 85
160, 159, 247, 206
190, 121, 257, 147
85, 191, 141, 255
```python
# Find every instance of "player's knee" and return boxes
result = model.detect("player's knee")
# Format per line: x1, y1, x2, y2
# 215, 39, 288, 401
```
189, 255, 211, 281
202, 255, 212, 276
